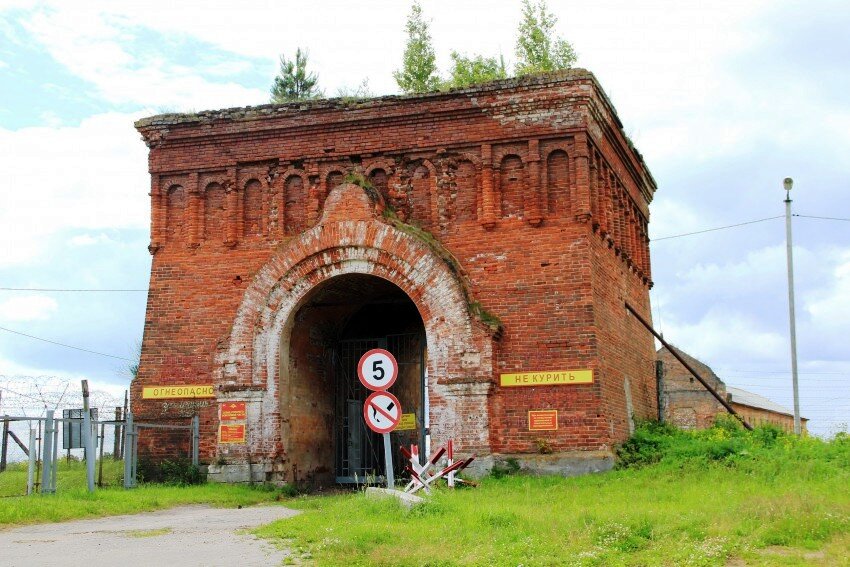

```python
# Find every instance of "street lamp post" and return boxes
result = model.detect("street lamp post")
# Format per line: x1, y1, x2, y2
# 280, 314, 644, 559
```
784, 177, 802, 435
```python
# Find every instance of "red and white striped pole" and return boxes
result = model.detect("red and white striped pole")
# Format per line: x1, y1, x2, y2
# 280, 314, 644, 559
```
447, 439, 455, 488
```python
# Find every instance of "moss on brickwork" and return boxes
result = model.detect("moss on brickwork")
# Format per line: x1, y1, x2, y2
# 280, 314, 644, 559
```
381, 209, 503, 335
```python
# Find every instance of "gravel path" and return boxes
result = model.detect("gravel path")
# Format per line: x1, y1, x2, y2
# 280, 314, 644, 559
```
0, 504, 299, 566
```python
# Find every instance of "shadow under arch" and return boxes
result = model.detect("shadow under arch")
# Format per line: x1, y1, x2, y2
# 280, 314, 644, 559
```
279, 272, 427, 485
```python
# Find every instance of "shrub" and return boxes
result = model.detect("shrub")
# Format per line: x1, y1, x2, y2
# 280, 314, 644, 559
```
136, 457, 205, 485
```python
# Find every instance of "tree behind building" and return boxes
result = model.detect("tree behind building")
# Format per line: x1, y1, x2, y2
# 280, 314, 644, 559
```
394, 1, 440, 94
515, 0, 577, 76
270, 48, 322, 103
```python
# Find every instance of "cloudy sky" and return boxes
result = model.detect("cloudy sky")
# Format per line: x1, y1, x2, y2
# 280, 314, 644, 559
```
0, 0, 847, 435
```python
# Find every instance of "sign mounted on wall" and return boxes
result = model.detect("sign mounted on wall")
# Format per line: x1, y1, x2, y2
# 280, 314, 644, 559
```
500, 370, 593, 387
357, 348, 398, 391
528, 410, 559, 431
220, 401, 246, 421
219, 424, 246, 444
142, 385, 215, 399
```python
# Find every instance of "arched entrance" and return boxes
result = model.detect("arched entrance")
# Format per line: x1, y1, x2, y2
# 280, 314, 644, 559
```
215, 183, 498, 483
281, 274, 426, 484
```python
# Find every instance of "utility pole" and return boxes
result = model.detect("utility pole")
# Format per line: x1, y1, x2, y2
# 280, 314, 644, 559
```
784, 177, 802, 435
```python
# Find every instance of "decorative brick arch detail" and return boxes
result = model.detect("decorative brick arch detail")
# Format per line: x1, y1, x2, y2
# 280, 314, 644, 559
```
364, 158, 396, 177
217, 183, 496, 458
542, 143, 572, 219
416, 159, 439, 226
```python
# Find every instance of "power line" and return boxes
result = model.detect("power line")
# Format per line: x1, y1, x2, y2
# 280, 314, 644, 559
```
0, 287, 147, 292
0, 325, 132, 361
794, 214, 850, 222
721, 369, 846, 375
652, 216, 783, 242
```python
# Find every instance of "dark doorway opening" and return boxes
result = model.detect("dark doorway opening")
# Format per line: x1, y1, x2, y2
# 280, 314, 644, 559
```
282, 274, 426, 486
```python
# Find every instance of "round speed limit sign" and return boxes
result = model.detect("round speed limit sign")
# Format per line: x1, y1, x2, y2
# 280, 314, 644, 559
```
357, 348, 398, 391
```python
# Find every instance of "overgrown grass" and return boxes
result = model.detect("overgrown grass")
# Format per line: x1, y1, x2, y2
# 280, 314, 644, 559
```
0, 458, 124, 497
0, 459, 286, 527
256, 422, 850, 566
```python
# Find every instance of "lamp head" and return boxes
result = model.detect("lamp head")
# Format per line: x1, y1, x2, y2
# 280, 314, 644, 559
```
784, 177, 793, 191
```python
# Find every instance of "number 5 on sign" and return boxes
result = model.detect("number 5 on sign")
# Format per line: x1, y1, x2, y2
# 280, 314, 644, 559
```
358, 349, 398, 391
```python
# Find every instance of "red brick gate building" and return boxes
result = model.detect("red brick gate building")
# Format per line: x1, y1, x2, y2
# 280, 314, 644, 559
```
133, 70, 658, 484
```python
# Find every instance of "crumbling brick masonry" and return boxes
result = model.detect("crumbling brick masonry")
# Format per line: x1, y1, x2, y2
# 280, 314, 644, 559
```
133, 70, 658, 483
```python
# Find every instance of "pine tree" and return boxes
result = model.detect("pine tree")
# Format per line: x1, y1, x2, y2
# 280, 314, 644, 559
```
515, 0, 576, 76
394, 1, 441, 94
270, 48, 322, 103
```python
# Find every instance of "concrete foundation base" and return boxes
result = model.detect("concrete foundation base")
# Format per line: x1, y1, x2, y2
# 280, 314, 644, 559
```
205, 450, 614, 484
206, 463, 270, 484
490, 450, 615, 477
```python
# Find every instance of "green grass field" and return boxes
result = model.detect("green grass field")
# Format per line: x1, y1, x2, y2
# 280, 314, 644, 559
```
2, 422, 848, 565
0, 459, 283, 526
256, 422, 850, 566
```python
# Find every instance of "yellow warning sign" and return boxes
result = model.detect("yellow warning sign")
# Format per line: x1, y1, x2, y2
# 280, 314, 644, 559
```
500, 370, 593, 387
396, 413, 417, 431
142, 385, 215, 399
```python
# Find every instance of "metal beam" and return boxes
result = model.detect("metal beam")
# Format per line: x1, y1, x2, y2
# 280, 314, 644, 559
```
625, 302, 753, 431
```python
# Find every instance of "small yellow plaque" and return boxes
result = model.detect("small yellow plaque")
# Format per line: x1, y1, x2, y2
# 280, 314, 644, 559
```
396, 413, 417, 431
500, 370, 593, 387
142, 385, 215, 399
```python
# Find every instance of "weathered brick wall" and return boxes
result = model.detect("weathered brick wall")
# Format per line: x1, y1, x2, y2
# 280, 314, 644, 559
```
730, 403, 807, 434
658, 347, 808, 434
657, 346, 728, 430
132, 70, 658, 476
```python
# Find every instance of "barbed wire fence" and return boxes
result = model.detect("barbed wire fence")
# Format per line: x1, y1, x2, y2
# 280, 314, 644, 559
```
0, 375, 126, 467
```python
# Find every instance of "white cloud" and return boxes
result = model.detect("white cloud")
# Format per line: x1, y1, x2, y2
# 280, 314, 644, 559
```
19, 5, 268, 110
662, 310, 786, 364
69, 233, 114, 246
0, 295, 58, 321
0, 111, 149, 266
805, 250, 850, 350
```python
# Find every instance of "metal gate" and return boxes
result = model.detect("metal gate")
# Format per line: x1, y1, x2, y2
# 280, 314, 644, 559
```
333, 333, 424, 484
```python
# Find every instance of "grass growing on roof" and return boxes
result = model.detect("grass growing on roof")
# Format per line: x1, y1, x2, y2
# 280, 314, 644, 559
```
255, 422, 850, 566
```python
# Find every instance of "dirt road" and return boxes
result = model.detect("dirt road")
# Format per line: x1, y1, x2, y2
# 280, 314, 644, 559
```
0, 504, 299, 566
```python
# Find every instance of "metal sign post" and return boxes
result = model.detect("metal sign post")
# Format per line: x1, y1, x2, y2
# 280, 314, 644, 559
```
358, 349, 401, 489
363, 391, 402, 488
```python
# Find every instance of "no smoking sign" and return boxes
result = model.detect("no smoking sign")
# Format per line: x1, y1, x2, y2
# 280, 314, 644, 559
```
363, 391, 402, 434
357, 348, 398, 391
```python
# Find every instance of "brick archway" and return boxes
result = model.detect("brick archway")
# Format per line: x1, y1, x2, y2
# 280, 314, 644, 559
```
217, 183, 496, 469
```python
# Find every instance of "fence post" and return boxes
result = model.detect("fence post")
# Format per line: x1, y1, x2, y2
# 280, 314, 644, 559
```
123, 412, 135, 489
0, 415, 8, 472
98, 421, 105, 487
191, 415, 200, 467
113, 407, 122, 460
26, 427, 37, 495
81, 380, 95, 493
41, 410, 55, 493
131, 423, 139, 486
52, 421, 58, 491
